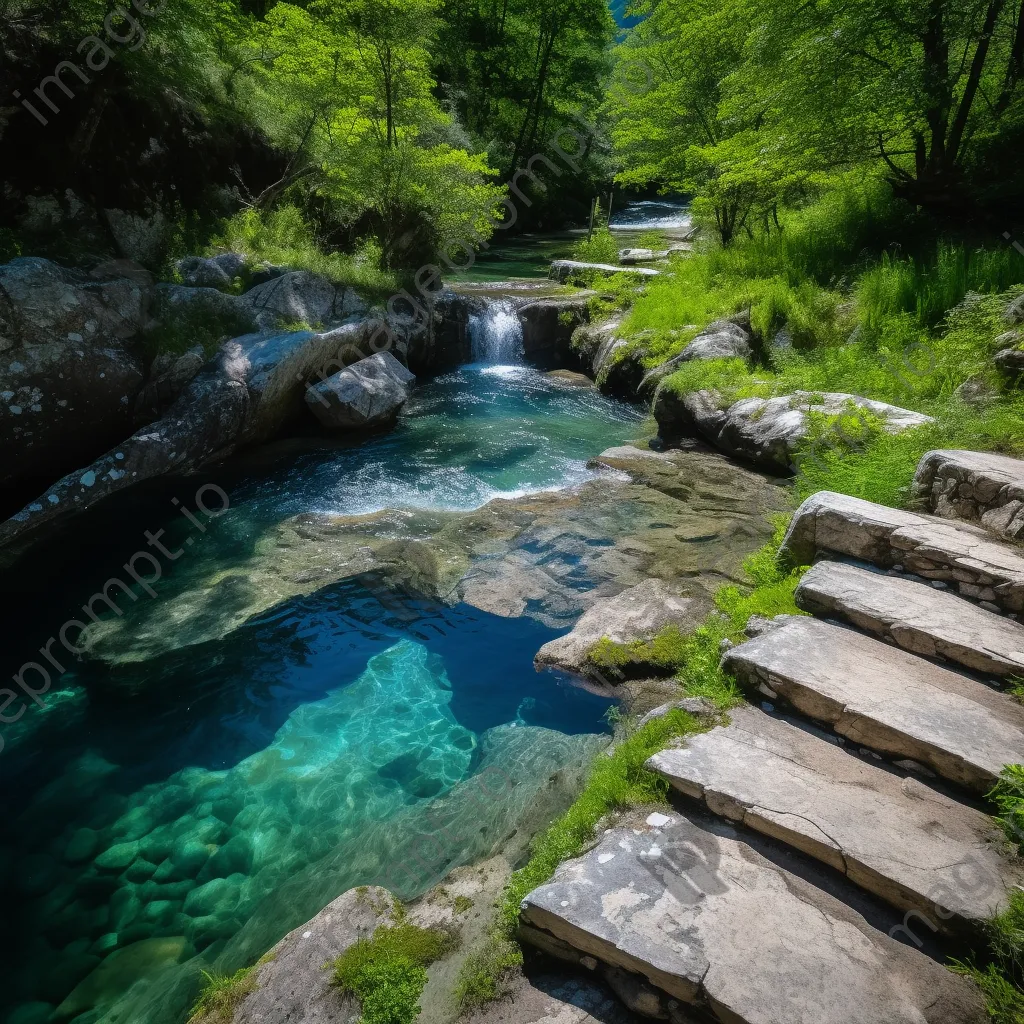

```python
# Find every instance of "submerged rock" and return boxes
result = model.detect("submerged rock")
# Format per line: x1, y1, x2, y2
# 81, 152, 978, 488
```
535, 578, 712, 681
305, 351, 415, 430
655, 388, 933, 473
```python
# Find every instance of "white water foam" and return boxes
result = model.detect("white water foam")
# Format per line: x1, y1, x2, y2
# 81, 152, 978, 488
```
469, 300, 524, 363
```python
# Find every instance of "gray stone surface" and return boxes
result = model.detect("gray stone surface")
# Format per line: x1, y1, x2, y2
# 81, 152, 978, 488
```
780, 490, 1024, 612
519, 298, 590, 365
232, 885, 397, 1023
913, 448, 1024, 542
305, 351, 415, 430
722, 615, 1024, 791
618, 248, 669, 265
996, 346, 1024, 375
520, 811, 986, 1024
654, 389, 932, 472
0, 257, 147, 490
795, 560, 1024, 677
241, 270, 367, 331
548, 261, 659, 283
534, 578, 712, 679
649, 705, 1023, 932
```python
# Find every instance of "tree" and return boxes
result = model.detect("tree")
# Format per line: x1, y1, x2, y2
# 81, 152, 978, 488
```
731, 0, 1024, 211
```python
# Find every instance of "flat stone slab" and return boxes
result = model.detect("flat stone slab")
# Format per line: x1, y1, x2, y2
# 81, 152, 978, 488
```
548, 260, 660, 282
913, 449, 1024, 542
722, 616, 1024, 791
796, 560, 1024, 677
520, 812, 986, 1024
648, 706, 1023, 932
781, 490, 1024, 612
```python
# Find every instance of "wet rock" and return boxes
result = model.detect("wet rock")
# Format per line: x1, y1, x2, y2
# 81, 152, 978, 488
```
0, 257, 147, 493
519, 297, 590, 366
305, 351, 415, 431
655, 388, 932, 473
54, 936, 192, 1021
534, 579, 712, 680
545, 369, 594, 387
95, 842, 140, 872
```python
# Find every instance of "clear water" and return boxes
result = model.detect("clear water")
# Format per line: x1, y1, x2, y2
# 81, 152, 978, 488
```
0, 357, 644, 1024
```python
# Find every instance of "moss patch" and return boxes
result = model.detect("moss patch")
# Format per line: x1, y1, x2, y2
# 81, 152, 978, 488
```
332, 921, 458, 1024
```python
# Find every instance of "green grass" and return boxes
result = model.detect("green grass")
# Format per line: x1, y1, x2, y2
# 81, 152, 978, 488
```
453, 936, 524, 1010
333, 921, 458, 1024
572, 226, 620, 265
187, 967, 259, 1024
207, 206, 402, 301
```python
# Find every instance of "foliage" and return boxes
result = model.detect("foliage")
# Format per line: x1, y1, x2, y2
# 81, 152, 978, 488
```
333, 922, 458, 1024
453, 936, 524, 1010
952, 890, 1024, 1023
573, 227, 619, 265
209, 206, 401, 298
187, 967, 258, 1024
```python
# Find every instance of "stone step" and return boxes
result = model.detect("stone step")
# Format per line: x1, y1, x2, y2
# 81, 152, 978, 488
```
780, 490, 1024, 613
721, 616, 1024, 792
519, 811, 987, 1024
913, 449, 1024, 543
795, 560, 1024, 678
647, 705, 1023, 934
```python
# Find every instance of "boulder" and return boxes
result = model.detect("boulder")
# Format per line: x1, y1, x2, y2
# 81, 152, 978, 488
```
220, 887, 397, 1024
1005, 292, 1024, 325
617, 248, 668, 265
176, 253, 249, 291
305, 351, 415, 431
0, 258, 148, 495
569, 317, 648, 397
995, 346, 1024, 376
534, 578, 712, 680
240, 270, 366, 331
655, 388, 932, 473
641, 319, 752, 394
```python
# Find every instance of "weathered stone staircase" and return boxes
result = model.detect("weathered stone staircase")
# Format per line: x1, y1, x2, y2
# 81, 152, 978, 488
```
517, 449, 1024, 1024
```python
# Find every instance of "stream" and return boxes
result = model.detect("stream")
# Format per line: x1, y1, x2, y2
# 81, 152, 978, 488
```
0, 223, 676, 1024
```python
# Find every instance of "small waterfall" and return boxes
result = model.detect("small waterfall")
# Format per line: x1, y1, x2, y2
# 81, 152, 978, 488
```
469, 300, 524, 363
